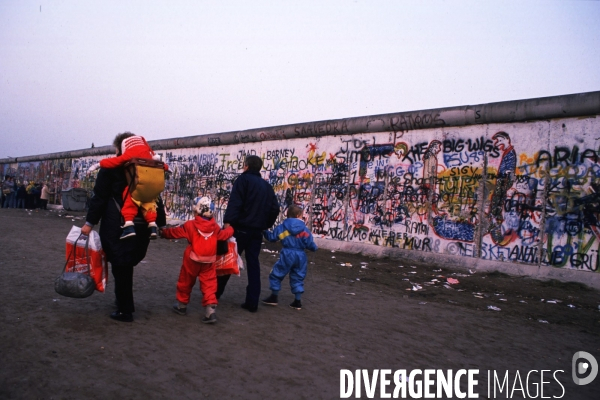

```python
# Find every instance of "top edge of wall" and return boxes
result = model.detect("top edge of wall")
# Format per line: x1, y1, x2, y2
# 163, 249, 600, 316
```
3, 91, 599, 164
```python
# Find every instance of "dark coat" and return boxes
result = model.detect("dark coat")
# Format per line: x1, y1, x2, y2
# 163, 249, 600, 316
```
16, 185, 27, 199
86, 167, 165, 266
223, 170, 279, 231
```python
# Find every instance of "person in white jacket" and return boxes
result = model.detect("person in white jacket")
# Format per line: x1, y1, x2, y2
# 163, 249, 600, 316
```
40, 182, 53, 210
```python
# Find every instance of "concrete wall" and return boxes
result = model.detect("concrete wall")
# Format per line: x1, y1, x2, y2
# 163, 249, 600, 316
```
3, 92, 600, 287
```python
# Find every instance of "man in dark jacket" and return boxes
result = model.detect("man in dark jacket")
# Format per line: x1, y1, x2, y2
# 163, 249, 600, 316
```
218, 155, 279, 312
81, 135, 166, 322
16, 183, 27, 209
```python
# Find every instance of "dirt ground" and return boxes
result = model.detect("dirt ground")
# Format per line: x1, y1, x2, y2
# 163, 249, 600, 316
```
1, 208, 599, 399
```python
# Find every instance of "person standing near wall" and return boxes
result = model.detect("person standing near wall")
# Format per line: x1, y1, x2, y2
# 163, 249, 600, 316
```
32, 183, 42, 209
81, 132, 166, 322
0, 176, 8, 207
16, 182, 27, 209
217, 155, 280, 312
40, 182, 53, 210
25, 180, 36, 209
2, 176, 16, 208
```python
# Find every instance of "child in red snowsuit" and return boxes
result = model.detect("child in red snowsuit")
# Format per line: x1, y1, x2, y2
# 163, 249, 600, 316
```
88, 133, 168, 240
160, 196, 234, 324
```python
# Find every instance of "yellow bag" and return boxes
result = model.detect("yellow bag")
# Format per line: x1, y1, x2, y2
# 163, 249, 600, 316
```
124, 158, 165, 203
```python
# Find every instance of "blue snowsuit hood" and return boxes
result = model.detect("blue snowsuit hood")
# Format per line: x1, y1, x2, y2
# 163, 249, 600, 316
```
264, 218, 318, 252
284, 218, 307, 236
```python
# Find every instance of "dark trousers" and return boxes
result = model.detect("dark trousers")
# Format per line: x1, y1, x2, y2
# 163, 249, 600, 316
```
112, 264, 135, 314
216, 229, 263, 306
26, 194, 34, 209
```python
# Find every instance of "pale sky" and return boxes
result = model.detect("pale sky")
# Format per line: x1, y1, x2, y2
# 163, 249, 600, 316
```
1, 0, 599, 158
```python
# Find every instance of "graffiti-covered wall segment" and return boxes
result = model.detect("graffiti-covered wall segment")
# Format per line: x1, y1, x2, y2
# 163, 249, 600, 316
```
3, 110, 600, 274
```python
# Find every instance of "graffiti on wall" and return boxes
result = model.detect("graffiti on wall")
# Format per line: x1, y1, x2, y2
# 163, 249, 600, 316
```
5, 116, 600, 273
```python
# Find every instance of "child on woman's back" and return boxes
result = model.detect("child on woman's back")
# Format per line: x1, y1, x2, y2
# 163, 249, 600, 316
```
88, 132, 168, 239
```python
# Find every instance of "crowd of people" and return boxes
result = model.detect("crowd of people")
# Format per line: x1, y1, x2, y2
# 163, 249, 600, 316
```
1, 176, 54, 210
81, 132, 318, 324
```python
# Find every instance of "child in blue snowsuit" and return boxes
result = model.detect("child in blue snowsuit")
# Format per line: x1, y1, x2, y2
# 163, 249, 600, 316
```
261, 205, 318, 310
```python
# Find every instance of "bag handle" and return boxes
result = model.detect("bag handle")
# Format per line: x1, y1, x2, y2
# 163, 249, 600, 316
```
63, 234, 81, 272
63, 233, 91, 274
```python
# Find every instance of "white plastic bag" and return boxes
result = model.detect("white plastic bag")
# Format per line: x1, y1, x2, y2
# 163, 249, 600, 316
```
64, 226, 108, 292
214, 236, 244, 276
